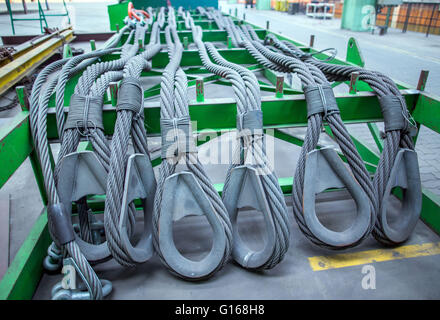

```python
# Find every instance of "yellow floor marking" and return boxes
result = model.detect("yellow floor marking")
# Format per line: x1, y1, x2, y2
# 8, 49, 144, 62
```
308, 242, 440, 271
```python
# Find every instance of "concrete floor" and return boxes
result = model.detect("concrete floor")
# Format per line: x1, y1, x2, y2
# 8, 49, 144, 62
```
0, 0, 113, 36
0, 1, 439, 299
33, 195, 440, 299
221, 3, 440, 96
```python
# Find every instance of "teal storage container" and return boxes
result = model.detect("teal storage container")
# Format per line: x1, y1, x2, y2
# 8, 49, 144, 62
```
341, 0, 377, 32
256, 0, 271, 10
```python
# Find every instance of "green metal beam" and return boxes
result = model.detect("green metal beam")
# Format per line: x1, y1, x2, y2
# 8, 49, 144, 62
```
367, 122, 384, 153
0, 210, 51, 300
44, 91, 418, 140
0, 112, 33, 189
412, 92, 440, 134
420, 189, 440, 236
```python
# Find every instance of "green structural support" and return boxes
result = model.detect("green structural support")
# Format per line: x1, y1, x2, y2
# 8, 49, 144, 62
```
276, 75, 284, 98
346, 37, 365, 67
196, 78, 205, 102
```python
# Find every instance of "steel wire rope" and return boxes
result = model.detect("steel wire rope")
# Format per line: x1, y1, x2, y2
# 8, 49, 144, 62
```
188, 15, 290, 269
222, 15, 377, 249
54, 25, 146, 245
28, 21, 141, 300
102, 22, 162, 267
266, 34, 419, 246
151, 9, 232, 280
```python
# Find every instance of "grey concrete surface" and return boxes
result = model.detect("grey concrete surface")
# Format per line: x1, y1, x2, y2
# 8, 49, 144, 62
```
33, 194, 440, 300
0, 1, 116, 37
221, 3, 440, 95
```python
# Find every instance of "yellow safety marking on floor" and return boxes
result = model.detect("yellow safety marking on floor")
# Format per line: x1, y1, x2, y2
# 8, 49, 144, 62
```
308, 242, 440, 271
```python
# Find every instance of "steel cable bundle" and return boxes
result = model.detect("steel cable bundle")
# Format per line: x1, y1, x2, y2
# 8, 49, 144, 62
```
189, 15, 290, 270
25, 6, 424, 300
266, 35, 422, 246
265, 34, 421, 246
29, 13, 158, 298
30, 46, 125, 301
151, 8, 233, 280
157, 7, 166, 29
220, 14, 377, 250
102, 26, 161, 267
53, 26, 143, 255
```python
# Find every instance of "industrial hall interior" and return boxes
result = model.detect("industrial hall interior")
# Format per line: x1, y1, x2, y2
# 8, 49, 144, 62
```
0, 0, 439, 301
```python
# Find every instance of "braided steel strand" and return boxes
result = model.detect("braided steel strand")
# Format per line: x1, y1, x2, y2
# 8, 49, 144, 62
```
271, 35, 419, 245
34, 65, 104, 300
267, 35, 393, 96
54, 26, 146, 243
205, 42, 261, 111
30, 27, 139, 299
103, 31, 161, 266
191, 16, 290, 269
246, 30, 378, 248
151, 19, 232, 280
292, 45, 414, 245
54, 47, 121, 138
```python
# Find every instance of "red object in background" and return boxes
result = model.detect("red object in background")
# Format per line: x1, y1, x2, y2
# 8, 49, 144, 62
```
128, 1, 150, 21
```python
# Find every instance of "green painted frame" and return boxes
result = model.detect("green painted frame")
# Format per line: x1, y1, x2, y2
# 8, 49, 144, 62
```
1, 9, 440, 300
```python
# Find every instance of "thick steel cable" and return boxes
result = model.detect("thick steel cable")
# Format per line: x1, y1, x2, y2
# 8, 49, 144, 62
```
197, 6, 213, 20
51, 28, 131, 140
267, 34, 418, 245
209, 9, 225, 30
157, 7, 166, 29
189, 16, 290, 269
103, 31, 161, 267
151, 12, 232, 280
54, 25, 148, 245
54, 28, 138, 137
220, 16, 288, 72
53, 47, 122, 139
31, 59, 106, 301
223, 17, 377, 249
29, 23, 139, 300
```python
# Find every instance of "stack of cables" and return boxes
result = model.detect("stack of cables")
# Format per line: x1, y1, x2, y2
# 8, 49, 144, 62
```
53, 25, 145, 261
157, 7, 166, 30
189, 15, 290, 270
209, 9, 225, 31
197, 6, 214, 20
151, 8, 233, 281
265, 34, 422, 246
30, 11, 161, 299
30, 29, 131, 300
220, 14, 377, 250
101, 20, 161, 268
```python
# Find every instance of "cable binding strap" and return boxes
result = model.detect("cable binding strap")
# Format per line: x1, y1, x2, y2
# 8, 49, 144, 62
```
116, 76, 144, 117
64, 94, 104, 135
160, 115, 197, 160
236, 110, 264, 139
48, 203, 75, 247
304, 85, 339, 119
378, 94, 412, 133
